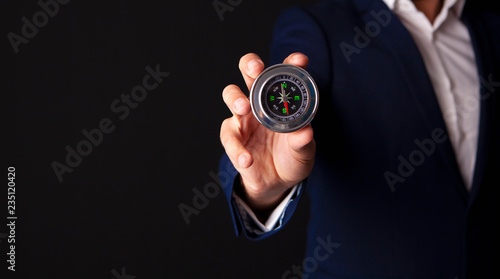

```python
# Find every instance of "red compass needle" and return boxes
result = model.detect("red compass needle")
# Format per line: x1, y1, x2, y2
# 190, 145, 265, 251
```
281, 83, 289, 115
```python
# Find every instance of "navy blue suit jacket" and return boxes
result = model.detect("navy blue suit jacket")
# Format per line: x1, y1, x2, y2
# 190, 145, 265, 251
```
220, 0, 499, 277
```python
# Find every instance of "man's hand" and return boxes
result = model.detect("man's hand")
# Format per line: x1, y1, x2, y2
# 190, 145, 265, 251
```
220, 52, 316, 212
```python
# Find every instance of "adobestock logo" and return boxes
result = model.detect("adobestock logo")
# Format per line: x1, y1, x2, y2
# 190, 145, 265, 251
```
111, 267, 135, 279
178, 159, 237, 225
385, 73, 499, 192
51, 64, 169, 183
212, 0, 243, 22
384, 128, 448, 192
7, 0, 71, 54
339, 9, 392, 63
282, 235, 341, 279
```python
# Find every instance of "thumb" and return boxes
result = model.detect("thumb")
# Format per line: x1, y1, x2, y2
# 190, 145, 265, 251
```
287, 124, 315, 162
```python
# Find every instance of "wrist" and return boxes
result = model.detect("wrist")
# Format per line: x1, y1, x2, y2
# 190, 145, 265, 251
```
235, 176, 292, 219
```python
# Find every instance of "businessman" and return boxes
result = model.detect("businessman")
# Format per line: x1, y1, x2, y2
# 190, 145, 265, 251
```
220, 0, 499, 277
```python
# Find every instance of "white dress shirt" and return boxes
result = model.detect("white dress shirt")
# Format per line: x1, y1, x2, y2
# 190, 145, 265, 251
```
386, 0, 479, 190
235, 0, 479, 233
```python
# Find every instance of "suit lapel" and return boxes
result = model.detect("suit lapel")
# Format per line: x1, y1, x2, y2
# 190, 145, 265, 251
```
353, 0, 469, 201
461, 9, 497, 206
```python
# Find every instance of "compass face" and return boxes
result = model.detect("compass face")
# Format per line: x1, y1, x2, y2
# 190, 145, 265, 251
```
264, 77, 307, 121
250, 64, 319, 133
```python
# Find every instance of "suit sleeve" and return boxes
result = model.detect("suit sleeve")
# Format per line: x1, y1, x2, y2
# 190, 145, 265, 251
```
220, 5, 331, 240
219, 153, 305, 240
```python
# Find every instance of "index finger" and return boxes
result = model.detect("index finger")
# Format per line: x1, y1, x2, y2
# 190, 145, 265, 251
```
239, 53, 265, 90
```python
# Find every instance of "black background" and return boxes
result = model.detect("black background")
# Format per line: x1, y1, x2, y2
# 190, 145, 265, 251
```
1, 0, 322, 278
4, 1, 496, 278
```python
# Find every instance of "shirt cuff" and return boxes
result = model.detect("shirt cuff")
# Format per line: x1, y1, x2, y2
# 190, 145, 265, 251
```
232, 182, 302, 234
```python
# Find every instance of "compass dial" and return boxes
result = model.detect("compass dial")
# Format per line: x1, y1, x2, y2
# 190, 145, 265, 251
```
264, 77, 307, 121
250, 64, 319, 133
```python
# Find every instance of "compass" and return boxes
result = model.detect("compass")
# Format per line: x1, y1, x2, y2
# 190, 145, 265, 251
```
250, 64, 319, 133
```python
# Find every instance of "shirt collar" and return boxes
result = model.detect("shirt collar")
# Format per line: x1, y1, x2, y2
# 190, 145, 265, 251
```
383, 0, 397, 10
382, 0, 466, 17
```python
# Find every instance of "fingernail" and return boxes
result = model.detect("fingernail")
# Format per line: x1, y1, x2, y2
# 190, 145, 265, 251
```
247, 59, 261, 73
291, 54, 300, 64
233, 98, 246, 113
